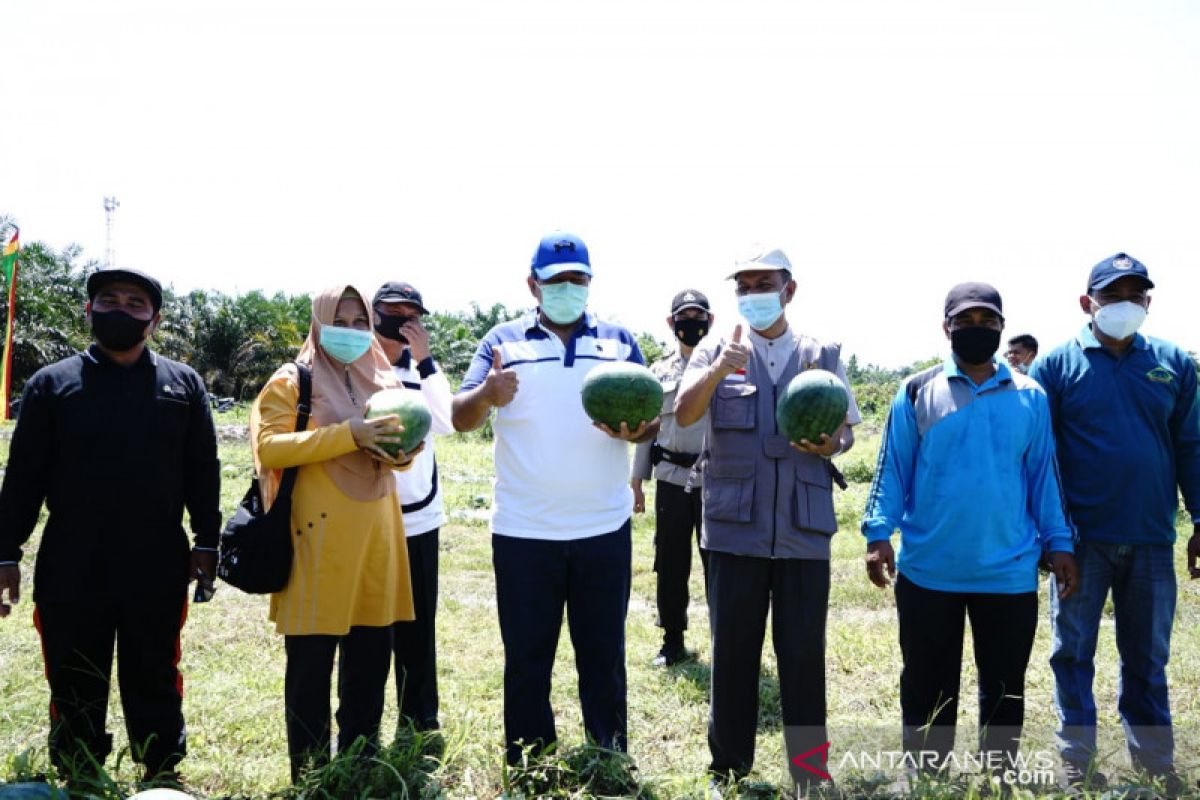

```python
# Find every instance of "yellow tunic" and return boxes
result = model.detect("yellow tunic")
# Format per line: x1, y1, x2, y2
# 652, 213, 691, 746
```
254, 376, 414, 636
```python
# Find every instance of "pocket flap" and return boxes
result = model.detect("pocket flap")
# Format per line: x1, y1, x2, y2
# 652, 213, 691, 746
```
707, 458, 756, 479
716, 383, 758, 400
794, 455, 832, 488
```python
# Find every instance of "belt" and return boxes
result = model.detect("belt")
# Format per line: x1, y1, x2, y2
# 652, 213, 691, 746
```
650, 442, 699, 469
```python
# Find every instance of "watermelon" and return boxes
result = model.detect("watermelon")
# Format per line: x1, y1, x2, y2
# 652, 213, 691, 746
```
580, 362, 663, 431
775, 369, 850, 446
364, 388, 432, 457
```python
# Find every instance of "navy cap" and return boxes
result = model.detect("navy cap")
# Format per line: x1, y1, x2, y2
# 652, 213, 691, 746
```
1087, 252, 1154, 292
944, 281, 1004, 320
531, 232, 592, 281
372, 281, 429, 314
671, 289, 710, 314
86, 267, 163, 312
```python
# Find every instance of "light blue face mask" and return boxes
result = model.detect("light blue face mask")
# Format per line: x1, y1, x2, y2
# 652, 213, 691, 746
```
737, 289, 785, 331
539, 281, 589, 325
319, 325, 374, 364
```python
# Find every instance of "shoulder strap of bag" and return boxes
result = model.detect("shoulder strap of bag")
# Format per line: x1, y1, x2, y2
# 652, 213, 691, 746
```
274, 362, 312, 501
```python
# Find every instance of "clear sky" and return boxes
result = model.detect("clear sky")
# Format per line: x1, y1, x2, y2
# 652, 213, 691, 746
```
3, 0, 1199, 366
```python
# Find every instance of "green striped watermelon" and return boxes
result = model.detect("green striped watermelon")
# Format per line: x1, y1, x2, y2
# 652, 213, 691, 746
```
775, 369, 849, 445
580, 362, 663, 431
364, 388, 432, 457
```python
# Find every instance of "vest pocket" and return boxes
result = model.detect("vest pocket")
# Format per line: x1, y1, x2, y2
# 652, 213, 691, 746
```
703, 458, 755, 522
792, 457, 837, 534
712, 383, 757, 430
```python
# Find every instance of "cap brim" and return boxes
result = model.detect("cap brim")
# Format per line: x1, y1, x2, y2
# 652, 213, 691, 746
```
373, 295, 429, 314
1089, 273, 1154, 291
945, 301, 1004, 319
726, 264, 789, 279
672, 303, 710, 313
532, 262, 592, 280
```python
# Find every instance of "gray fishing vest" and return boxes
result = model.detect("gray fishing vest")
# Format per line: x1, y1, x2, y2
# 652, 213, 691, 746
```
700, 337, 843, 560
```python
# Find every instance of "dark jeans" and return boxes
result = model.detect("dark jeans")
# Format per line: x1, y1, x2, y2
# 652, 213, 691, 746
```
392, 529, 440, 731
285, 624, 392, 781
34, 592, 189, 777
706, 551, 830, 785
492, 522, 632, 765
653, 481, 709, 634
895, 573, 1038, 766
1050, 541, 1176, 770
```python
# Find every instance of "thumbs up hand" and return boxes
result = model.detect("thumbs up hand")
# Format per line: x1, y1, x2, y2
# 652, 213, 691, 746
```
484, 344, 519, 407
714, 323, 750, 378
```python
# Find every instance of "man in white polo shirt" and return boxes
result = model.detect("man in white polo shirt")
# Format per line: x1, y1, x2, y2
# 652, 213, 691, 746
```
452, 231, 658, 765
371, 280, 455, 733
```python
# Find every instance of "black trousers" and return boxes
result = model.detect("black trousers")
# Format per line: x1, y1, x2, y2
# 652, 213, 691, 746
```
285, 624, 392, 781
34, 592, 189, 777
653, 481, 709, 634
895, 573, 1038, 766
492, 522, 632, 765
707, 551, 830, 784
392, 528, 440, 731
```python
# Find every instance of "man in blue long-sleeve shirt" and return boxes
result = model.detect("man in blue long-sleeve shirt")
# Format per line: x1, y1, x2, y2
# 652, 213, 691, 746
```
1029, 253, 1200, 793
862, 282, 1077, 781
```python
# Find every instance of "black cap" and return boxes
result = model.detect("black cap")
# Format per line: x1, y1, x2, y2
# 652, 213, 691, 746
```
944, 282, 1003, 320
372, 281, 429, 314
1087, 252, 1154, 293
671, 289, 710, 315
86, 267, 163, 312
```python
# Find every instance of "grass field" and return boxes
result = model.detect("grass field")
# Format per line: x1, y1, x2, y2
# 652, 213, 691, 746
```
1, 427, 1199, 799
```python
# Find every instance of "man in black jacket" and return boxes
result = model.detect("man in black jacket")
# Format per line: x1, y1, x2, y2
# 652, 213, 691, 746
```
0, 267, 221, 784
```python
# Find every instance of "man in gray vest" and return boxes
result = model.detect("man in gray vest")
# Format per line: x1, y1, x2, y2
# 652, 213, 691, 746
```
632, 289, 713, 667
676, 246, 860, 792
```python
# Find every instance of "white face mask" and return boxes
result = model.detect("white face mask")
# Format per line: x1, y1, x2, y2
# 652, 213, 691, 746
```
737, 289, 785, 331
1092, 300, 1147, 340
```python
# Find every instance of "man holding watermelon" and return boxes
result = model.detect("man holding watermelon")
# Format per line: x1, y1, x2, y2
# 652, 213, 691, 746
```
1029, 254, 1200, 793
861, 282, 1077, 785
451, 231, 657, 766
371, 280, 455, 734
674, 245, 861, 792
631, 289, 713, 667
0, 267, 221, 787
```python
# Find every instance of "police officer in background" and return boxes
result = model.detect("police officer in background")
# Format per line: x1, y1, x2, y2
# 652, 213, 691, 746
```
632, 289, 713, 666
372, 281, 455, 732
0, 267, 221, 786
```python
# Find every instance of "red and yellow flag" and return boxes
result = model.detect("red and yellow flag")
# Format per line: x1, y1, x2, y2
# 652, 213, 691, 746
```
1, 226, 20, 420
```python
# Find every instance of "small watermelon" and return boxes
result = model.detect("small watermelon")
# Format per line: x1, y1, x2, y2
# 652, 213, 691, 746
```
364, 388, 432, 457
776, 369, 850, 446
581, 362, 663, 431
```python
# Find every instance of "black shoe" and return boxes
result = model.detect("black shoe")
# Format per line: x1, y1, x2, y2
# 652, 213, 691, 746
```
1146, 766, 1188, 798
652, 643, 693, 667
1062, 760, 1108, 792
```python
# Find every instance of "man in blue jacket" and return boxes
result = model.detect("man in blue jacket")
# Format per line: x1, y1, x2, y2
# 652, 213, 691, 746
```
862, 282, 1077, 783
1029, 253, 1200, 793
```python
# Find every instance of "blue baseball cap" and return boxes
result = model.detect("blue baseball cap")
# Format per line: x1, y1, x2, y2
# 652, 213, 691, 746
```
531, 232, 592, 281
1087, 252, 1154, 292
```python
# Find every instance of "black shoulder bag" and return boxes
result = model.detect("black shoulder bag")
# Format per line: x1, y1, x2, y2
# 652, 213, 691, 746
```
217, 363, 311, 594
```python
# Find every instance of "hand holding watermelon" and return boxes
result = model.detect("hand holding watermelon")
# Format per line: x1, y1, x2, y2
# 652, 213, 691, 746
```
358, 389, 433, 468
581, 362, 663, 442
776, 369, 850, 457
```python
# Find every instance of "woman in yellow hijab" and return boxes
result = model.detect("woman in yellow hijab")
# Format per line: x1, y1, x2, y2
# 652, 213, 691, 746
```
250, 285, 420, 780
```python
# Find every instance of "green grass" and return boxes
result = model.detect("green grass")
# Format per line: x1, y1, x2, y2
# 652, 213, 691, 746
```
2, 429, 1199, 798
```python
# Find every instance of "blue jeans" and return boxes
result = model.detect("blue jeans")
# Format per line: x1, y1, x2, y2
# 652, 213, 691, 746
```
492, 522, 632, 765
1049, 541, 1176, 770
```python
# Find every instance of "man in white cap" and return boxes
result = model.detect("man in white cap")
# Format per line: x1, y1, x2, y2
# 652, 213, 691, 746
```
676, 246, 860, 793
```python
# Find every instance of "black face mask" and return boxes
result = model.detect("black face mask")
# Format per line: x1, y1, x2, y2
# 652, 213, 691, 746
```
950, 326, 1001, 365
91, 309, 151, 352
673, 317, 709, 348
374, 312, 414, 344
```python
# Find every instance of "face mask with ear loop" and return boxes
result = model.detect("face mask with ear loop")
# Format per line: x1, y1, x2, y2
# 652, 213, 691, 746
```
1092, 300, 1147, 340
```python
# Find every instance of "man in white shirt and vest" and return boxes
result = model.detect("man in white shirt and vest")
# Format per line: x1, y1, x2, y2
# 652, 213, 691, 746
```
676, 246, 860, 793
372, 280, 455, 732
